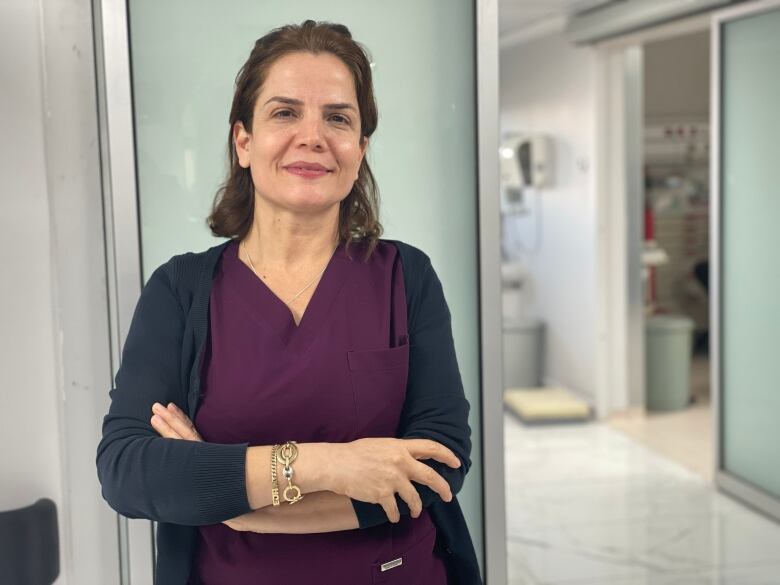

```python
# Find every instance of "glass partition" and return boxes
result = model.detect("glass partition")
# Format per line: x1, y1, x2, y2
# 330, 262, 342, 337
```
127, 0, 484, 579
718, 4, 780, 505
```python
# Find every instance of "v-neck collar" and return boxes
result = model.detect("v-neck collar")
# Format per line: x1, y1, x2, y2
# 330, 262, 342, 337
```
223, 238, 350, 353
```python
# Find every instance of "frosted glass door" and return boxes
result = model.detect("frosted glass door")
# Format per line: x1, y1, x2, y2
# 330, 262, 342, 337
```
719, 5, 780, 501
127, 0, 483, 578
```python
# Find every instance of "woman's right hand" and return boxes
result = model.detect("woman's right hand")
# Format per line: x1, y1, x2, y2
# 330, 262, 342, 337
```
326, 437, 462, 523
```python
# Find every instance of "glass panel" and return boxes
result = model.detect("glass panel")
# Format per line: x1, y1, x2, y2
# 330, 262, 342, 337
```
128, 0, 483, 575
721, 7, 780, 499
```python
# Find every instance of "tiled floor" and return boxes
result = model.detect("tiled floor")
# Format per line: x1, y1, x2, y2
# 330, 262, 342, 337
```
606, 354, 712, 480
504, 410, 780, 584
605, 406, 712, 481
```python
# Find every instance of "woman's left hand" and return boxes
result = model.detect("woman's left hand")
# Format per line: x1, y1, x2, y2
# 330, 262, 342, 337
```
149, 402, 246, 531
150, 402, 203, 441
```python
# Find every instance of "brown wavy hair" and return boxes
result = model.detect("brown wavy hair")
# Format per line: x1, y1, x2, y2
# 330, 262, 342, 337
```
207, 20, 383, 262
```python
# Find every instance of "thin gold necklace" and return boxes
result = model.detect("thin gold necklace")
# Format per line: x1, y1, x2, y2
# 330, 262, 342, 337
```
241, 240, 339, 305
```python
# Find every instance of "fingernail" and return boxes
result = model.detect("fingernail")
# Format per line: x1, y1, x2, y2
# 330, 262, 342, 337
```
152, 403, 161, 412
151, 415, 160, 424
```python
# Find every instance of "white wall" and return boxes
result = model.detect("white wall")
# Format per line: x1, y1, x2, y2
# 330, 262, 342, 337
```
1, 0, 119, 583
0, 0, 67, 580
500, 33, 599, 401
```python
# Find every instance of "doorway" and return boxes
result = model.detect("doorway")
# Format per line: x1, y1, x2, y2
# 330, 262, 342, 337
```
600, 1, 780, 523
604, 26, 715, 480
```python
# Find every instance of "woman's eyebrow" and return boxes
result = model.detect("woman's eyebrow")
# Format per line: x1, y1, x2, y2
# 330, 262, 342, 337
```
263, 96, 357, 112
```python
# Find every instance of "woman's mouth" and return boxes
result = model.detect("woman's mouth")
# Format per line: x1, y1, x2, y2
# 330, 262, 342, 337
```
284, 163, 332, 179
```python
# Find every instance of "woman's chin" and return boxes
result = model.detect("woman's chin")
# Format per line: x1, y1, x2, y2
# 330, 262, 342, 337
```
284, 193, 343, 214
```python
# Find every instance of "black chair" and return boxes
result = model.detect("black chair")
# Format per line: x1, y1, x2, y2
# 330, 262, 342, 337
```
0, 498, 59, 585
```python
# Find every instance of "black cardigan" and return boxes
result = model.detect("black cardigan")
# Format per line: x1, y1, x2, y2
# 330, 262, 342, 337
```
96, 238, 482, 584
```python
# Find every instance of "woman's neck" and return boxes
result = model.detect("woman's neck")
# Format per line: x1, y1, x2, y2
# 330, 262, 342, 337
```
241, 198, 340, 273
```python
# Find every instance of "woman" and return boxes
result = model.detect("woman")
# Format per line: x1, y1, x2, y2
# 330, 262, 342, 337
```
96, 20, 481, 585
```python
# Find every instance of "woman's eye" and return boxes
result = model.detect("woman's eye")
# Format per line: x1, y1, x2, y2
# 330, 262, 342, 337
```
272, 110, 349, 125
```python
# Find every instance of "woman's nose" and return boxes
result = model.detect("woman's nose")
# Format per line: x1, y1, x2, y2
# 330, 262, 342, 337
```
296, 116, 325, 150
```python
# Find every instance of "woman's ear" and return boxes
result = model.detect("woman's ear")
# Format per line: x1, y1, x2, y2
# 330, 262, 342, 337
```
359, 135, 369, 162
233, 121, 251, 168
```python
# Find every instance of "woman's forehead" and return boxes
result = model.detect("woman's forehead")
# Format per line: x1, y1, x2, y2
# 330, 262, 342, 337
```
259, 53, 357, 104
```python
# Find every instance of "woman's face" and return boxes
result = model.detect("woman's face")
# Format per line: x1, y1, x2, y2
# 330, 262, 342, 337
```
234, 51, 368, 215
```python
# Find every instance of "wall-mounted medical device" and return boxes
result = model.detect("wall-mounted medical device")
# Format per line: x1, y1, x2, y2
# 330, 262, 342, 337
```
500, 133, 552, 214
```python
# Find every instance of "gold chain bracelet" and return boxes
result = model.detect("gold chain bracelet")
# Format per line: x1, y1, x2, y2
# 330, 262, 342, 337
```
270, 444, 280, 506
278, 441, 304, 505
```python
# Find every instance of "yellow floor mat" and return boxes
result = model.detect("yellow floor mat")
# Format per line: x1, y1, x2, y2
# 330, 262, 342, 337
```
503, 387, 592, 424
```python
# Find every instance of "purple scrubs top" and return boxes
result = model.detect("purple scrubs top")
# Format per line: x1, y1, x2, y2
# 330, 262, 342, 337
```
190, 239, 447, 584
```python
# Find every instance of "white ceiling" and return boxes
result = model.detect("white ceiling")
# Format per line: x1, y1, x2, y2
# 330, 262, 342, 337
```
498, 0, 620, 37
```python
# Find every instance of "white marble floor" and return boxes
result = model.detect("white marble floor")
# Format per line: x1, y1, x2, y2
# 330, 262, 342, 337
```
504, 412, 780, 584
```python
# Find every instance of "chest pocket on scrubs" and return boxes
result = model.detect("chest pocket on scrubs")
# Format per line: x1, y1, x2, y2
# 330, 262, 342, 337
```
346, 340, 409, 438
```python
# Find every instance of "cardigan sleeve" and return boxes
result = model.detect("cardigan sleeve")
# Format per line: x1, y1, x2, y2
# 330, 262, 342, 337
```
95, 262, 253, 526
351, 251, 473, 529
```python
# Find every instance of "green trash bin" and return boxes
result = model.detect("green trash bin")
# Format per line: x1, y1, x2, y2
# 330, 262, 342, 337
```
645, 315, 695, 411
